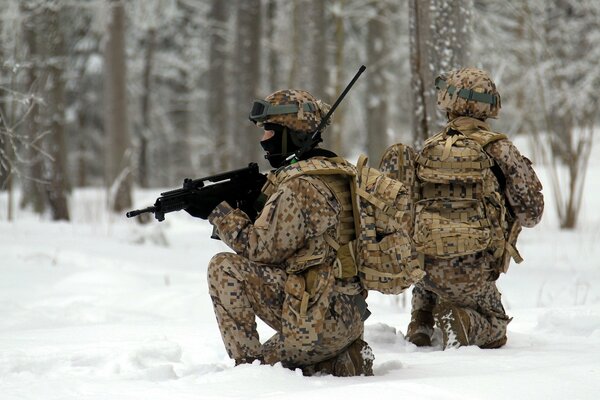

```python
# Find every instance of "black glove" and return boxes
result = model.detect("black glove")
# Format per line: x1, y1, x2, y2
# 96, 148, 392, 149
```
184, 193, 223, 220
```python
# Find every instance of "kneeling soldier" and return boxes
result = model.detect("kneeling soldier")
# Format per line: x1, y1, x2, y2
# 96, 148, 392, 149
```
204, 90, 373, 375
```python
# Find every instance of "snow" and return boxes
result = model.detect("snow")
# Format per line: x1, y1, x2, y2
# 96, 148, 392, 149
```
2, 142, 600, 399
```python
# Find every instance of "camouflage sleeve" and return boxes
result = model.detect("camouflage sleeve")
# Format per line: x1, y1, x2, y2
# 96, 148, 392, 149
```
485, 139, 544, 227
208, 175, 339, 264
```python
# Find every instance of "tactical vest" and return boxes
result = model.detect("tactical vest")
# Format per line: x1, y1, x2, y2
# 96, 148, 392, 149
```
411, 117, 522, 266
265, 156, 424, 295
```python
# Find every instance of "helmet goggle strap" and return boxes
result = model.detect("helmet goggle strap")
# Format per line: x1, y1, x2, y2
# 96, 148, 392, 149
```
435, 76, 499, 106
249, 99, 318, 124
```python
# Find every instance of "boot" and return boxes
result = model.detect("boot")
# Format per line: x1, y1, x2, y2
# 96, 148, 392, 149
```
345, 338, 374, 376
234, 355, 264, 366
303, 338, 374, 377
433, 303, 471, 349
406, 310, 434, 347
481, 335, 507, 349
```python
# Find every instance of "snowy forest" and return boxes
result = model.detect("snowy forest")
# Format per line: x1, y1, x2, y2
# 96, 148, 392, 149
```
0, 0, 597, 228
1, 1, 600, 399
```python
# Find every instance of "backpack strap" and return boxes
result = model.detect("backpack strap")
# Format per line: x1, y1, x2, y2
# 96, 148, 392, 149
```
466, 130, 508, 147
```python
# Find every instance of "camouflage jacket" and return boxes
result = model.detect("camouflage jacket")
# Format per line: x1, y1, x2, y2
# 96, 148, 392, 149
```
485, 138, 544, 228
208, 157, 361, 350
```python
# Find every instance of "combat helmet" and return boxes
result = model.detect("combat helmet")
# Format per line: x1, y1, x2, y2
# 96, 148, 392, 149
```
249, 89, 332, 168
435, 67, 501, 120
249, 89, 331, 134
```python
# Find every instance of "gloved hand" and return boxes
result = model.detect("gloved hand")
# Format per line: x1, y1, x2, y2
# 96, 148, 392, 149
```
184, 193, 223, 220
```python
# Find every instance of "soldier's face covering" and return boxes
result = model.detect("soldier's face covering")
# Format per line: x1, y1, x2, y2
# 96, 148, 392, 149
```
261, 124, 293, 168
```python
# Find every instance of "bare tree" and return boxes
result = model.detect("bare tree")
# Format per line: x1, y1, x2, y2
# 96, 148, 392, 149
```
0, 1, 55, 220
104, 0, 132, 212
524, 0, 599, 229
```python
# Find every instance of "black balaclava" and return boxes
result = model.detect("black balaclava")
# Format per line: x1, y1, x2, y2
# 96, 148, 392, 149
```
260, 123, 336, 168
260, 123, 299, 168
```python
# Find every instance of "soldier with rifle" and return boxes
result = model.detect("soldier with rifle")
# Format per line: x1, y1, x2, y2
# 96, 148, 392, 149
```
127, 67, 375, 376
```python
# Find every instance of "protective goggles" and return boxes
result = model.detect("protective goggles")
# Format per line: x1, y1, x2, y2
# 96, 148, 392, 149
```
435, 76, 498, 106
249, 99, 317, 123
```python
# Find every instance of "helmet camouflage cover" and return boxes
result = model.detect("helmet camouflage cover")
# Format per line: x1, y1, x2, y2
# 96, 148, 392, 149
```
436, 67, 501, 119
253, 89, 331, 133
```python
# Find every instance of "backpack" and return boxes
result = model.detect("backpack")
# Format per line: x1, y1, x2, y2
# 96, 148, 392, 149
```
379, 122, 523, 272
274, 156, 424, 295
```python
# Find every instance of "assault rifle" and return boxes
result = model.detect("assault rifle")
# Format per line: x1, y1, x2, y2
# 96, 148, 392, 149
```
126, 163, 267, 222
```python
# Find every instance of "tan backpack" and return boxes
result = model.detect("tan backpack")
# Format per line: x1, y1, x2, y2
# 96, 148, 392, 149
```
379, 123, 523, 271
274, 156, 424, 295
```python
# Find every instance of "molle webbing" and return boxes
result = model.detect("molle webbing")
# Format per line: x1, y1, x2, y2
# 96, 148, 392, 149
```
320, 174, 356, 246
421, 182, 482, 199
416, 155, 494, 170
275, 156, 361, 235
273, 157, 359, 280
414, 124, 517, 261
274, 156, 424, 293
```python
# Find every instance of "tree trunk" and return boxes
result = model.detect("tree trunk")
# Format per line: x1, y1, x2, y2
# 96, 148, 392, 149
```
366, 1, 390, 164
43, 4, 70, 221
104, 0, 132, 212
265, 0, 279, 91
311, 0, 328, 98
288, 0, 328, 97
171, 69, 192, 183
234, 0, 261, 164
208, 0, 229, 172
409, 0, 436, 147
138, 27, 155, 188
409, 0, 472, 147
330, 0, 346, 155
15, 2, 45, 215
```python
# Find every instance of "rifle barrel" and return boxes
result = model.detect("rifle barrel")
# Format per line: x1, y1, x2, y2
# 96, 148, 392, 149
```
126, 206, 156, 218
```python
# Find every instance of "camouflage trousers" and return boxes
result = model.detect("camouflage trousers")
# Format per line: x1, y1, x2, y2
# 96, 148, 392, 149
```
207, 252, 364, 368
411, 253, 511, 347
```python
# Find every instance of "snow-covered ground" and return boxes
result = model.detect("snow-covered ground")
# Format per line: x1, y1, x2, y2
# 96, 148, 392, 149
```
2, 138, 600, 399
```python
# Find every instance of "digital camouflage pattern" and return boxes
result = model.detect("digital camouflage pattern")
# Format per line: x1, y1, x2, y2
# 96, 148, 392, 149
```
410, 253, 511, 348
412, 116, 520, 264
378, 143, 417, 203
258, 89, 331, 133
407, 117, 543, 348
380, 116, 544, 349
269, 155, 423, 295
486, 140, 544, 228
437, 67, 501, 120
207, 159, 365, 370
401, 68, 544, 349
